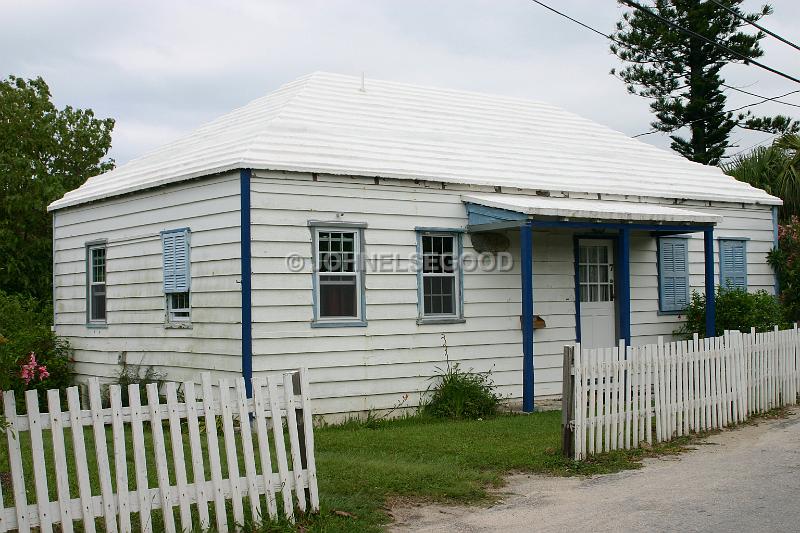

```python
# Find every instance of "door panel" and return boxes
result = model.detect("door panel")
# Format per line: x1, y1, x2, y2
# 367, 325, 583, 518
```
578, 239, 616, 349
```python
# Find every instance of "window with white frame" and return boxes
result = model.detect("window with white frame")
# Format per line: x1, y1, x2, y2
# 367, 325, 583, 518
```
86, 243, 107, 323
313, 227, 364, 322
419, 232, 461, 319
162, 228, 191, 323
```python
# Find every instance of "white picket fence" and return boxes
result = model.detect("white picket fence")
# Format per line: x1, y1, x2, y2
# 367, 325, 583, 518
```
0, 370, 319, 533
562, 327, 800, 460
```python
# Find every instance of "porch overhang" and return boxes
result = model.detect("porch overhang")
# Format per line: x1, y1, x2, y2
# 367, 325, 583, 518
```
463, 193, 721, 232
465, 194, 720, 413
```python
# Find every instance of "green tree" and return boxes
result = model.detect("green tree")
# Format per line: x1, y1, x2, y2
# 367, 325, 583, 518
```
611, 0, 798, 166
0, 76, 114, 304
724, 134, 800, 220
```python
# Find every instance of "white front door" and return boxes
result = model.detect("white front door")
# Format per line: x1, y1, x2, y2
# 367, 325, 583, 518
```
578, 239, 616, 349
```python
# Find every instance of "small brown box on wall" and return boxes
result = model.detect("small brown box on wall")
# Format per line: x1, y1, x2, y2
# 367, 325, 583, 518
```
520, 315, 547, 329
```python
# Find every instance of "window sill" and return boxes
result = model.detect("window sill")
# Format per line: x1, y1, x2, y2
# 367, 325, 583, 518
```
85, 322, 108, 329
165, 322, 193, 329
657, 310, 686, 317
311, 320, 367, 328
417, 317, 466, 325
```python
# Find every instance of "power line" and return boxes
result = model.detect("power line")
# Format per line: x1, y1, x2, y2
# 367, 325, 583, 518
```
620, 0, 800, 85
708, 0, 800, 53
721, 84, 800, 110
633, 87, 800, 138
527, 0, 800, 138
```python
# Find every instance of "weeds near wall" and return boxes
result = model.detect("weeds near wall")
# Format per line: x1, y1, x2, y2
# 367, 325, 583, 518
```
420, 333, 500, 420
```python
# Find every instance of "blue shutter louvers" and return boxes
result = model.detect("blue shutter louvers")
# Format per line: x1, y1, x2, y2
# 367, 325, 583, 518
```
659, 238, 690, 312
162, 229, 190, 294
720, 239, 747, 291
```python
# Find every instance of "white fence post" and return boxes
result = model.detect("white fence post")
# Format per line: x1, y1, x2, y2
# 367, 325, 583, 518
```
569, 328, 800, 459
0, 370, 319, 533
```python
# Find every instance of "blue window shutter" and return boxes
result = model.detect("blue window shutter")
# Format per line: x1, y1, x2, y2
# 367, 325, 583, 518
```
162, 229, 190, 294
720, 239, 747, 291
659, 238, 689, 312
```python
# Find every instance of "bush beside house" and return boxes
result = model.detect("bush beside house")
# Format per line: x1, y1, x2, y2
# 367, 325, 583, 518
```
0, 291, 72, 403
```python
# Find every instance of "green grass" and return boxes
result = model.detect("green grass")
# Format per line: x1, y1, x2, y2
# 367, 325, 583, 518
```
299, 411, 662, 532
0, 409, 728, 532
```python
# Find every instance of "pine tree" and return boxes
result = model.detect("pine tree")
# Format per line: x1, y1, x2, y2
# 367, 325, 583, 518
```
611, 0, 797, 166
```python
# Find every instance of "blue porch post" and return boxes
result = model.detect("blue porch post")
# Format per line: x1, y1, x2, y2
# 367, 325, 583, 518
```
618, 227, 631, 346
704, 228, 716, 338
240, 169, 253, 397
520, 221, 535, 412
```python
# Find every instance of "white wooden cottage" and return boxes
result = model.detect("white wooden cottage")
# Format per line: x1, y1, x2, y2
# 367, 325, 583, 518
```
48, 72, 780, 415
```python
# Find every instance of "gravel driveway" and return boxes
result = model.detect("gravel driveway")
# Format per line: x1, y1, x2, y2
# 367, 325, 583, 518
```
391, 407, 800, 533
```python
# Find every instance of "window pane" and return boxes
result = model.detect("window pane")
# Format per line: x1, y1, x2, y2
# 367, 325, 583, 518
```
599, 266, 608, 282
423, 276, 455, 315
589, 285, 598, 302
589, 265, 598, 282
580, 284, 588, 302
600, 285, 610, 301
92, 248, 106, 283
599, 246, 608, 263
320, 276, 357, 317
91, 285, 106, 321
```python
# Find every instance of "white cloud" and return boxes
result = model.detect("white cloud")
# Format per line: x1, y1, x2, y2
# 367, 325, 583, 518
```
1, 0, 797, 164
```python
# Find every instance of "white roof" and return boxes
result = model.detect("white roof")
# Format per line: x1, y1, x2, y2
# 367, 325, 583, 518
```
48, 72, 780, 211
463, 193, 722, 225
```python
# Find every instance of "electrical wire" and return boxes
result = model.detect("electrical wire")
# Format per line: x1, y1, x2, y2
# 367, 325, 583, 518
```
708, 0, 800, 53
620, 0, 800, 85
528, 0, 800, 139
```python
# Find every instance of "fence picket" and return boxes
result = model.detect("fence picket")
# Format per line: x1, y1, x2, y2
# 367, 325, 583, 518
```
284, 372, 308, 513
26, 390, 52, 533
183, 382, 211, 529
67, 387, 96, 533
165, 382, 192, 528
4, 391, 29, 532
235, 378, 262, 523
252, 379, 279, 519
569, 328, 800, 459
218, 380, 244, 526
0, 371, 319, 533
201, 374, 228, 533
146, 383, 176, 533
109, 386, 131, 533
47, 389, 74, 533
298, 368, 320, 512
127, 385, 152, 533
267, 375, 295, 521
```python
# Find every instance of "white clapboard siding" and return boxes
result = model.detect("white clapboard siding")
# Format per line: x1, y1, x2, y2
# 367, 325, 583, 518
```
0, 371, 319, 532
566, 326, 800, 459
55, 166, 776, 417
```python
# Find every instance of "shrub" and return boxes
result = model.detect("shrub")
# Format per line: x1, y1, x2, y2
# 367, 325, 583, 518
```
0, 290, 73, 401
104, 359, 166, 407
420, 334, 500, 420
676, 287, 787, 339
768, 216, 800, 322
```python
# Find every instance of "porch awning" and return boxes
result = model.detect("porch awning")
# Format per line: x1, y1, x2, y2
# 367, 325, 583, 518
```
463, 193, 721, 225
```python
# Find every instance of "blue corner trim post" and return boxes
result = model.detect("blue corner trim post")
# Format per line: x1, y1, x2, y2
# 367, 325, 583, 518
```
618, 227, 631, 346
704, 228, 716, 338
772, 206, 780, 295
573, 236, 581, 343
240, 169, 253, 397
520, 222, 535, 413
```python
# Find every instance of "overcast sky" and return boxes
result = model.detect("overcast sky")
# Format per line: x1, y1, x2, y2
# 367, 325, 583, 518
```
3, 0, 799, 166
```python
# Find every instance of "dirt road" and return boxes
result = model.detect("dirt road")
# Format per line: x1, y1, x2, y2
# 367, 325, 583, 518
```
392, 408, 800, 532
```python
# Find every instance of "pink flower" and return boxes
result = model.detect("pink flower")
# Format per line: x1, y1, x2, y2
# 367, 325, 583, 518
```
19, 353, 49, 386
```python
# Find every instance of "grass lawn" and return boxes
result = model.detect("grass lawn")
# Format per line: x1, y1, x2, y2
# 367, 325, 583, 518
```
0, 409, 680, 532
302, 410, 666, 532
